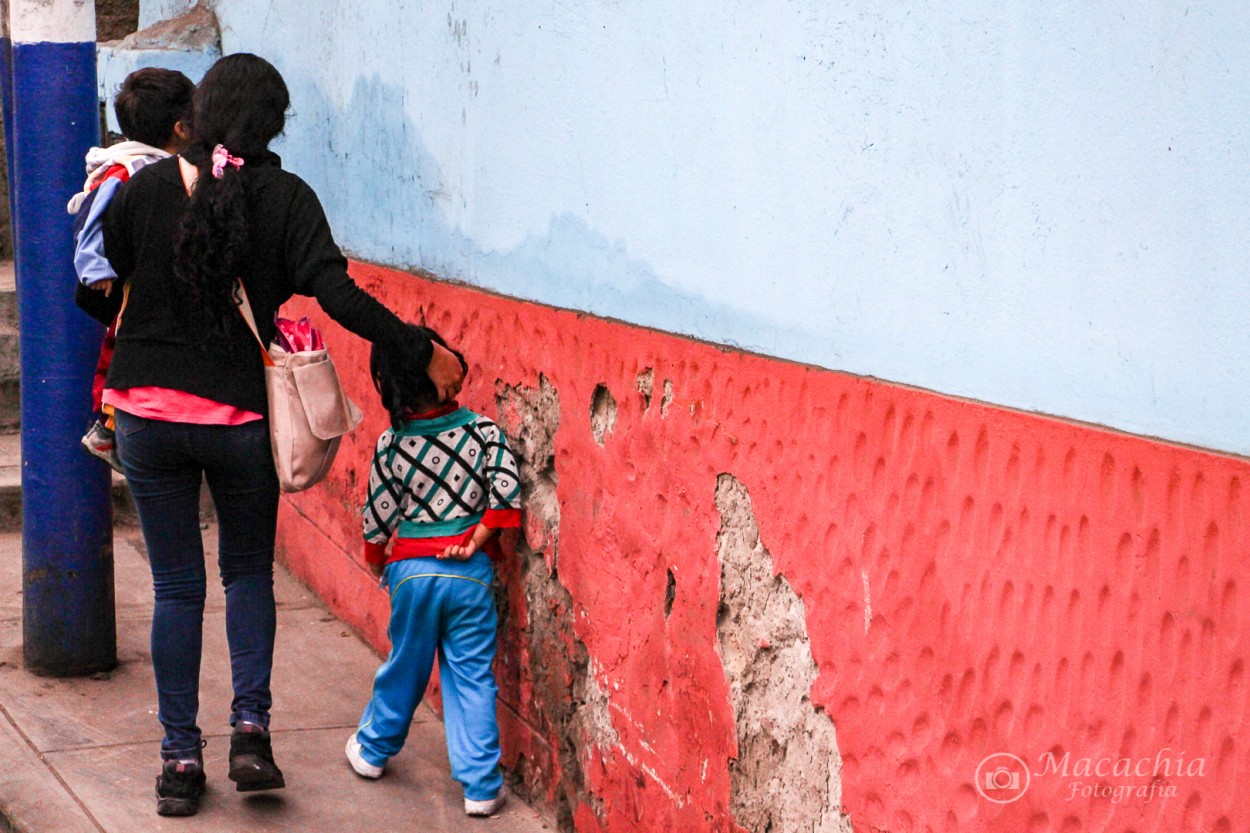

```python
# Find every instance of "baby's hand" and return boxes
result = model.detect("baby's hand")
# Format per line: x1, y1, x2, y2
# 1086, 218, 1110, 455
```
90, 278, 115, 297
367, 560, 384, 579
439, 544, 474, 560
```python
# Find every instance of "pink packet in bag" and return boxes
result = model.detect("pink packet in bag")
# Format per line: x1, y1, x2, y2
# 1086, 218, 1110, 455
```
273, 324, 295, 353
296, 317, 323, 351
273, 316, 324, 353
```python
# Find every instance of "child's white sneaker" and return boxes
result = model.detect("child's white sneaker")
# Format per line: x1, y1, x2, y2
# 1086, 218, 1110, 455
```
345, 733, 384, 779
464, 786, 508, 817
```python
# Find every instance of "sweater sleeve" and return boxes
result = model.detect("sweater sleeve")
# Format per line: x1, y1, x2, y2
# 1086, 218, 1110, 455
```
283, 179, 433, 368
362, 430, 404, 550
74, 176, 123, 286
77, 175, 134, 325
480, 419, 522, 528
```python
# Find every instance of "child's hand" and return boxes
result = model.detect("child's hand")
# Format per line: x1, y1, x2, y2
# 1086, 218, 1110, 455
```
90, 279, 115, 297
439, 543, 474, 560
368, 560, 384, 579
439, 524, 493, 561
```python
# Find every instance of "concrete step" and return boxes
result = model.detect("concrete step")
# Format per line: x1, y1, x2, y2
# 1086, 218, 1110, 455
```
0, 261, 17, 430
0, 260, 15, 327
0, 431, 135, 531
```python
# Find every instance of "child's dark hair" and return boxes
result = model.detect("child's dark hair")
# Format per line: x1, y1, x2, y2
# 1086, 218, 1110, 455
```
371, 325, 467, 430
174, 53, 290, 336
114, 67, 194, 148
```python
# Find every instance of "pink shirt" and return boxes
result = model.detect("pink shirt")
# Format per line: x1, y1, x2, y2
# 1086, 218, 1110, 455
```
104, 386, 262, 425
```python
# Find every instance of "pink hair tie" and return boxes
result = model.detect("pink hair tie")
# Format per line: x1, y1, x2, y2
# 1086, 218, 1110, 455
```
210, 144, 244, 179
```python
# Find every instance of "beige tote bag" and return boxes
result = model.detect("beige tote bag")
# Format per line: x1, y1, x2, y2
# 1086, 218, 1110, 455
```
235, 284, 363, 492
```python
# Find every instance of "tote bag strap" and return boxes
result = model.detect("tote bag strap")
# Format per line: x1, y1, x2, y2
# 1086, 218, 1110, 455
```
178, 155, 274, 368
233, 281, 275, 367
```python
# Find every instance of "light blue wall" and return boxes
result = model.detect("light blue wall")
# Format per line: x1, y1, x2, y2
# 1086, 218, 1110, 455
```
205, 1, 1248, 455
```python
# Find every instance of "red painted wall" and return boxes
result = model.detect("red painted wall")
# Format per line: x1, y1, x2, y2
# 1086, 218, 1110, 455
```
276, 262, 1249, 833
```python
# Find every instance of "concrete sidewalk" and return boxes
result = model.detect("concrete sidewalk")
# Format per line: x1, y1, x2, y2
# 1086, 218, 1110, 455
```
0, 520, 551, 833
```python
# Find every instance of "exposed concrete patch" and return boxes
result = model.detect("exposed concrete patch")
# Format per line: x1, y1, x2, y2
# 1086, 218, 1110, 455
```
660, 379, 674, 417
715, 474, 854, 833
495, 376, 609, 831
495, 375, 561, 559
111, 2, 218, 51
590, 383, 617, 447
636, 367, 654, 412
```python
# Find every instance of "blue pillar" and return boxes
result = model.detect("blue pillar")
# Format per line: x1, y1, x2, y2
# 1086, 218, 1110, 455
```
3, 0, 115, 675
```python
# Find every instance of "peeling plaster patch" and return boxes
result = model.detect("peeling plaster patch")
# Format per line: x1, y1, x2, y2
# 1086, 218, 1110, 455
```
114, 3, 219, 50
715, 474, 854, 833
514, 555, 604, 830
660, 379, 674, 417
577, 666, 621, 750
861, 569, 872, 634
495, 376, 607, 830
495, 375, 560, 555
664, 567, 676, 618
590, 384, 617, 446
636, 367, 655, 411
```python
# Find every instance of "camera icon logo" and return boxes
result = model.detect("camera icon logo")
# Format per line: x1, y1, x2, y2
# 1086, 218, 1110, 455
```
975, 752, 1031, 804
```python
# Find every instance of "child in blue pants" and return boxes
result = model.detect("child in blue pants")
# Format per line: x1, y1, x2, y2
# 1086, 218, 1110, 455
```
346, 325, 521, 817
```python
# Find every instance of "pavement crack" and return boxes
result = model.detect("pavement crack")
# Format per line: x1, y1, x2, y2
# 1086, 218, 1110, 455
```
0, 698, 107, 833
38, 723, 368, 755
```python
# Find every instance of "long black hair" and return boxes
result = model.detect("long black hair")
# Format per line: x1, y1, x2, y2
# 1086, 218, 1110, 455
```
371, 324, 467, 430
174, 53, 290, 333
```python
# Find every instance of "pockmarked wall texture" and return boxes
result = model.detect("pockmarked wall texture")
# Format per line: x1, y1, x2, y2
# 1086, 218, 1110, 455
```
99, 0, 1248, 828
276, 263, 1250, 833
205, 0, 1250, 454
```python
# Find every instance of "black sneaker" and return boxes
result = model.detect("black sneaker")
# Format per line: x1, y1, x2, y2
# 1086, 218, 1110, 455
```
156, 758, 206, 816
228, 723, 285, 792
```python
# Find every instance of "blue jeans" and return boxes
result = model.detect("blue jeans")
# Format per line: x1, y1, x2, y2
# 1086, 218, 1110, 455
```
114, 410, 279, 760
356, 553, 503, 800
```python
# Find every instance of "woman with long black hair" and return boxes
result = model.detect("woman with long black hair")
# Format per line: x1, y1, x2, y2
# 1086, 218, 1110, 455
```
99, 53, 464, 816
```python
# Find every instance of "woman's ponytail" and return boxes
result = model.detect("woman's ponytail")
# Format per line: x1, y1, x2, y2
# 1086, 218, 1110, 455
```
173, 54, 290, 336
174, 142, 249, 332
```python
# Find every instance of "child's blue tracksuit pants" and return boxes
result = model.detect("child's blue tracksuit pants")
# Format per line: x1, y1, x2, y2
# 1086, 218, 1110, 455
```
355, 552, 503, 801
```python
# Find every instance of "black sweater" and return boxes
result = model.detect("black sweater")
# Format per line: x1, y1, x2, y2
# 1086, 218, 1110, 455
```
98, 153, 428, 415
